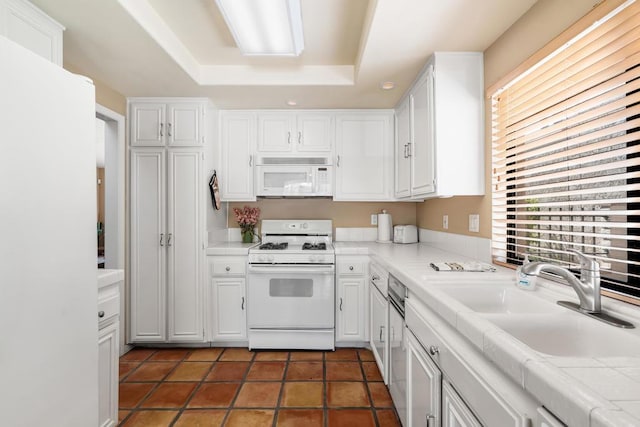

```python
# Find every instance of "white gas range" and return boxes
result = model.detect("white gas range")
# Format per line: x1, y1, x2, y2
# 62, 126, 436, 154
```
247, 220, 335, 350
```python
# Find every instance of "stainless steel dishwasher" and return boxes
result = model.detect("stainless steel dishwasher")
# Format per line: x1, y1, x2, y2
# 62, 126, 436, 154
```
388, 274, 407, 426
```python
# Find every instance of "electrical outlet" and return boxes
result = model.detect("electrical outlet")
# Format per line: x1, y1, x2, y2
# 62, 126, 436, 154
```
443, 215, 448, 230
371, 214, 378, 225
469, 214, 480, 233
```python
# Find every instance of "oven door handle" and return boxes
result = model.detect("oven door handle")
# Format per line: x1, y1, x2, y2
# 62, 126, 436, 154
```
248, 265, 335, 275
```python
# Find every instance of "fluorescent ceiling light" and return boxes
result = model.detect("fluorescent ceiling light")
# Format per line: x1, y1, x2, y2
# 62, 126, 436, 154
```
216, 0, 304, 56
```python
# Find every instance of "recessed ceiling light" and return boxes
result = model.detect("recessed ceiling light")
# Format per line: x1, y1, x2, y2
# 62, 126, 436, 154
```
216, 0, 304, 56
380, 81, 396, 90
286, 100, 297, 106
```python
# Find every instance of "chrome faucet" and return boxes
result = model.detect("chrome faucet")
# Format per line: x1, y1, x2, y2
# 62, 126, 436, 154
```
521, 249, 601, 313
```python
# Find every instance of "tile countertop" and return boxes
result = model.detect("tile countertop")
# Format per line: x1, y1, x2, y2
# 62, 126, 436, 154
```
206, 242, 257, 256
97, 269, 124, 289
335, 242, 640, 426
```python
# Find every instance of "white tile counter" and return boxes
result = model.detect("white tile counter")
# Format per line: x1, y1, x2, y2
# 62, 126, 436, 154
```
97, 268, 124, 289
335, 242, 640, 426
206, 242, 257, 256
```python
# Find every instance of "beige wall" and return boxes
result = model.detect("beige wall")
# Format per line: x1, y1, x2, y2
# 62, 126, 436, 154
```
415, 0, 600, 239
64, 62, 126, 115
229, 200, 417, 231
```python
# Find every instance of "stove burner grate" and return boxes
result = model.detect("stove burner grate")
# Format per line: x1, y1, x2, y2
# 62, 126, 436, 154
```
302, 242, 327, 250
258, 242, 289, 250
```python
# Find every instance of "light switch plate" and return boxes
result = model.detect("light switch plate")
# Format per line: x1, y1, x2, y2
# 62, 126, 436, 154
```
469, 214, 480, 233
443, 215, 449, 230
371, 214, 378, 225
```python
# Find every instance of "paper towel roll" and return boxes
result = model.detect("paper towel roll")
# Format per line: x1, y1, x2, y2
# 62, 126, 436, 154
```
377, 211, 393, 243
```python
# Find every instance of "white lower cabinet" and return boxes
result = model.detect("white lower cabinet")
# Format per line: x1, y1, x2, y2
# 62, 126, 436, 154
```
98, 281, 120, 427
209, 256, 247, 342
336, 257, 368, 343
369, 280, 388, 383
98, 322, 119, 427
442, 380, 481, 427
406, 295, 538, 427
407, 330, 441, 427
130, 148, 204, 343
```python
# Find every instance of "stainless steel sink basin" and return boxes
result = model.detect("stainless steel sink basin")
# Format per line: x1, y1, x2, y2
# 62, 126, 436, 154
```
485, 313, 640, 357
440, 286, 560, 314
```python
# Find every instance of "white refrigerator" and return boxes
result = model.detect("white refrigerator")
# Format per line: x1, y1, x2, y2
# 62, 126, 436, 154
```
0, 37, 99, 426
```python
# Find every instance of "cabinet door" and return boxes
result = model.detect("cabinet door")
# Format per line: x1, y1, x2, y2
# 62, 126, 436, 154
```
407, 331, 441, 427
130, 149, 166, 341
296, 113, 333, 152
411, 66, 436, 196
336, 277, 366, 342
0, 0, 64, 65
369, 283, 388, 383
167, 150, 203, 342
167, 103, 202, 146
389, 307, 407, 426
257, 113, 294, 152
98, 321, 119, 427
220, 112, 256, 201
395, 98, 411, 198
131, 103, 166, 146
335, 114, 393, 201
211, 277, 247, 340
442, 380, 482, 427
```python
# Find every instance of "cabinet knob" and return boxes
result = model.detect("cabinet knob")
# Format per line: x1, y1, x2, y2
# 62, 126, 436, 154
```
98, 310, 105, 318
349, 265, 354, 271
429, 345, 439, 356
225, 266, 231, 272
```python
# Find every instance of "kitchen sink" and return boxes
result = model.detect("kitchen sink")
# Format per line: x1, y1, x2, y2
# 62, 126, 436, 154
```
440, 286, 560, 314
485, 313, 640, 357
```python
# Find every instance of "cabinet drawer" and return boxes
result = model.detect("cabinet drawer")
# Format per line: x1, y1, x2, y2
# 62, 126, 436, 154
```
337, 261, 365, 276
211, 258, 246, 276
98, 294, 120, 326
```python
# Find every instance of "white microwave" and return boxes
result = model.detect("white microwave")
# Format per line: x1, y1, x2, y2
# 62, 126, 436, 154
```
256, 157, 333, 197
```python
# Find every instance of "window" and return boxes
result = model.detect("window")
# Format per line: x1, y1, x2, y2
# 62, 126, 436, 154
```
491, 0, 640, 303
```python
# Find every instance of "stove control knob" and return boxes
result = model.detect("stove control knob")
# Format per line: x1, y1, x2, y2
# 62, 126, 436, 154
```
268, 255, 275, 263
302, 223, 308, 229
309, 255, 317, 263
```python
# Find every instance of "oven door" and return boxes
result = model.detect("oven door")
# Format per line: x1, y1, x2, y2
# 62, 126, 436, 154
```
247, 264, 335, 328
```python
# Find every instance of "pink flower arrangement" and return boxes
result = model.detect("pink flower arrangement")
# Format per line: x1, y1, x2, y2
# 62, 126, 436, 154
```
233, 206, 261, 241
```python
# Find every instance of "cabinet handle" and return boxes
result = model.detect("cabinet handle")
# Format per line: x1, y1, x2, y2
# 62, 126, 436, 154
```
371, 274, 380, 281
380, 326, 385, 342
298, 131, 302, 144
241, 297, 245, 310
339, 297, 343, 311
167, 233, 172, 246
249, 155, 253, 167
429, 345, 439, 356
391, 326, 395, 342
160, 233, 164, 246
160, 123, 164, 137
336, 155, 340, 167
287, 131, 291, 144
225, 266, 231, 272
407, 142, 412, 157
167, 122, 172, 136
349, 265, 354, 271
98, 310, 105, 318
426, 415, 436, 427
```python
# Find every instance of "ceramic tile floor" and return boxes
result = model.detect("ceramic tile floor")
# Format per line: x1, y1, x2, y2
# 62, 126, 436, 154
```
118, 347, 401, 427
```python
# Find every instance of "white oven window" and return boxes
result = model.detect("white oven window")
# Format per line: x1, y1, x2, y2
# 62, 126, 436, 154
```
269, 279, 313, 297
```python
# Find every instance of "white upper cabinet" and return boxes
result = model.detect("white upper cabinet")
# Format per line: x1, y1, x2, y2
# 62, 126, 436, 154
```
130, 99, 205, 147
334, 112, 394, 201
0, 0, 64, 66
395, 52, 484, 199
257, 111, 333, 154
219, 111, 256, 201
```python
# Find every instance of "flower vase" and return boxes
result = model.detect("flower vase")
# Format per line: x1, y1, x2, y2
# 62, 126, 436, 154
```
242, 228, 254, 243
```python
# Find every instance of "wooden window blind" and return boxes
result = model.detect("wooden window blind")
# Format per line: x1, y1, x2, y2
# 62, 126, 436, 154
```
491, 0, 640, 301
